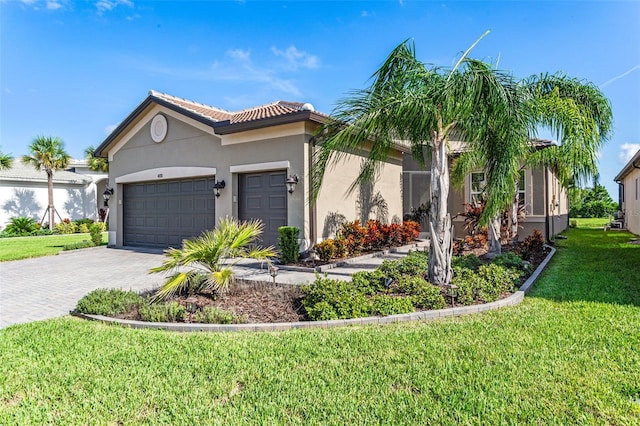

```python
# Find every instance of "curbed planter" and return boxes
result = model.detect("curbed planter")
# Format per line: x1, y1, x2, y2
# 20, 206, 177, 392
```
72, 245, 555, 333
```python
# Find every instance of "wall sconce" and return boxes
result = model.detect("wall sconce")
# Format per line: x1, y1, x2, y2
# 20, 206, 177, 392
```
102, 188, 114, 207
212, 180, 226, 198
286, 175, 299, 194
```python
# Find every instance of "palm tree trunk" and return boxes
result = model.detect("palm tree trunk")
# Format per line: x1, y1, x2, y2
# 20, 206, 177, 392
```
47, 170, 55, 230
427, 132, 453, 286
487, 215, 502, 257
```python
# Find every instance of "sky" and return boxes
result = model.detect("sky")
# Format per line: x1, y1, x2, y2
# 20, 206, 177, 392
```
1, 0, 639, 199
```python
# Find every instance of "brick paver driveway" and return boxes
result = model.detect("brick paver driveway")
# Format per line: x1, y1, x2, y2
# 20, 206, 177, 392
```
0, 247, 164, 328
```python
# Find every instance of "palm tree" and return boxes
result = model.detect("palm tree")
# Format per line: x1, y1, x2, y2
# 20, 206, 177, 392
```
311, 34, 533, 286
452, 74, 612, 253
84, 145, 108, 172
0, 151, 13, 170
22, 136, 71, 230
149, 217, 276, 301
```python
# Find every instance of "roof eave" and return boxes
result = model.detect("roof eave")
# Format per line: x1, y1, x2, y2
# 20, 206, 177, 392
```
614, 148, 640, 182
213, 111, 328, 135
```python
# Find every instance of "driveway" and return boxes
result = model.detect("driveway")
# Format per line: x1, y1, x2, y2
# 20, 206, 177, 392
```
0, 247, 164, 328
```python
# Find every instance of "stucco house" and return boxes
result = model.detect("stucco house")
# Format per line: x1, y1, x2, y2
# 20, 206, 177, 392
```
94, 90, 404, 249
0, 160, 108, 228
402, 140, 570, 240
614, 148, 640, 235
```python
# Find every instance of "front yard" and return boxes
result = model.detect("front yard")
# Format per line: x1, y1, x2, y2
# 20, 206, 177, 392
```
0, 227, 638, 424
0, 233, 107, 262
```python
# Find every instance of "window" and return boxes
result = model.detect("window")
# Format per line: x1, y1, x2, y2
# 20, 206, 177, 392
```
470, 172, 486, 204
517, 170, 526, 206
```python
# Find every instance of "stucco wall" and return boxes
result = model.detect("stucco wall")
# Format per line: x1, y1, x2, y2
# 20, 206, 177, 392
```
621, 168, 640, 235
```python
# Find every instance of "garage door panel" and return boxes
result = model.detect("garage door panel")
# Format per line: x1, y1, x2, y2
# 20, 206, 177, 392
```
124, 177, 216, 248
238, 171, 287, 248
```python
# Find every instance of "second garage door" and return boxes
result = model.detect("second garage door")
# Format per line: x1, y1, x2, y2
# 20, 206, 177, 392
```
238, 171, 287, 247
123, 177, 216, 248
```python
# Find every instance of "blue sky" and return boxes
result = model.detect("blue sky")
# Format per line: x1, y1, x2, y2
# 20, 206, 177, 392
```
1, 0, 639, 198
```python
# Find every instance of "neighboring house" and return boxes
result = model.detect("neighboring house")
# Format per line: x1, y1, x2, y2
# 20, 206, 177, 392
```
614, 148, 640, 235
94, 90, 404, 249
402, 140, 569, 240
0, 160, 108, 228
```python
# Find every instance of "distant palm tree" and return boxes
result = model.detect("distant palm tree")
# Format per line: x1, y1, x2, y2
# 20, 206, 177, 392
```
0, 151, 13, 170
22, 136, 70, 230
84, 145, 108, 172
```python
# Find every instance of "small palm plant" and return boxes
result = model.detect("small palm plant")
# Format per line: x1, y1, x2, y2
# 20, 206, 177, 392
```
149, 217, 275, 301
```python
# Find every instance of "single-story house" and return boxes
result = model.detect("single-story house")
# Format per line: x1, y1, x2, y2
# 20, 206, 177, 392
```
402, 140, 569, 240
614, 148, 640, 235
0, 160, 108, 228
94, 91, 404, 249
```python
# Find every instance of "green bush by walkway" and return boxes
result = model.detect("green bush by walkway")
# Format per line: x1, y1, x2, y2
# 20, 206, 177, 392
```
0, 228, 638, 424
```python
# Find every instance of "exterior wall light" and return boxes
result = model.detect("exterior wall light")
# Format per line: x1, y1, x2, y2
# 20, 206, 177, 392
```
212, 180, 226, 198
286, 175, 299, 194
103, 188, 114, 207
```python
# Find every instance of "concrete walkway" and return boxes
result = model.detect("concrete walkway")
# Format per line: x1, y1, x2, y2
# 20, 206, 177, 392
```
0, 243, 427, 329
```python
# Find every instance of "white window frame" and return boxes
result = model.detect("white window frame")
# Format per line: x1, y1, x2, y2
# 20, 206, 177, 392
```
470, 172, 486, 204
517, 169, 526, 206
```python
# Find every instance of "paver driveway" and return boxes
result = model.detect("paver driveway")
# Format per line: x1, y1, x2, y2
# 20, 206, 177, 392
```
0, 247, 164, 328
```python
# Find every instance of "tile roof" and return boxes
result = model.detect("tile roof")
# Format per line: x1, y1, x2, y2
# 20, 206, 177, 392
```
149, 91, 326, 125
0, 162, 92, 185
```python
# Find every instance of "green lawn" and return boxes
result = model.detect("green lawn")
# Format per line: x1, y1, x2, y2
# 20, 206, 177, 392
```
0, 233, 107, 262
1, 229, 639, 424
572, 217, 611, 228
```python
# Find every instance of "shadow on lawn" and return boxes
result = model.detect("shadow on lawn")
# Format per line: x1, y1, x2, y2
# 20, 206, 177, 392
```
529, 228, 640, 307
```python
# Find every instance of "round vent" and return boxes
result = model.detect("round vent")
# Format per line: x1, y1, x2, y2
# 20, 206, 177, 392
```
150, 114, 168, 143
301, 103, 315, 111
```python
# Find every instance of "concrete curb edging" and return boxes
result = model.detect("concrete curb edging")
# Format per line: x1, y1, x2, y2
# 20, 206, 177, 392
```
72, 244, 556, 333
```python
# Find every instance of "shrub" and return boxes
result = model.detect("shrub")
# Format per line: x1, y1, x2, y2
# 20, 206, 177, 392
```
89, 223, 104, 246
73, 218, 94, 226
314, 239, 336, 262
139, 301, 186, 322
4, 216, 39, 236
78, 223, 90, 233
302, 275, 372, 320
63, 240, 95, 251
400, 221, 421, 244
278, 226, 300, 264
569, 219, 578, 228
340, 220, 366, 254
492, 252, 526, 270
75, 289, 145, 316
350, 270, 387, 295
371, 295, 415, 316
364, 219, 385, 251
519, 229, 545, 260
396, 250, 428, 277
452, 267, 486, 305
333, 236, 348, 258
397, 276, 446, 309
477, 264, 522, 300
452, 254, 483, 271
55, 219, 77, 234
381, 223, 404, 247
193, 307, 246, 324
376, 259, 403, 283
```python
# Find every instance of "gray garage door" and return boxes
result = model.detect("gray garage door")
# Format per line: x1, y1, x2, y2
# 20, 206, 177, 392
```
238, 171, 287, 247
123, 177, 216, 248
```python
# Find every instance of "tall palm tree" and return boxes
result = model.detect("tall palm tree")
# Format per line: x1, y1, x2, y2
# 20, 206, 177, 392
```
22, 136, 71, 230
0, 151, 13, 170
452, 74, 612, 253
311, 35, 533, 286
84, 145, 109, 172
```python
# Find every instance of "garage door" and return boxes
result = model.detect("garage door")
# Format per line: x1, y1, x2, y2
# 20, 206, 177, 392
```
238, 171, 287, 247
123, 177, 216, 248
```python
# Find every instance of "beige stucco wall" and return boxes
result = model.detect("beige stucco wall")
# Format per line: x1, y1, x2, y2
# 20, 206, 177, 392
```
621, 168, 640, 235
314, 149, 404, 243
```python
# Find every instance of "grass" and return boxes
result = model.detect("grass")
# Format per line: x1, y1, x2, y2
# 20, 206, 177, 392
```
0, 233, 107, 262
1, 229, 639, 424
572, 217, 611, 228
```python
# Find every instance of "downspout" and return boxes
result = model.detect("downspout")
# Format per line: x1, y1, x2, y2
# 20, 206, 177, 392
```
544, 166, 550, 241
308, 136, 317, 249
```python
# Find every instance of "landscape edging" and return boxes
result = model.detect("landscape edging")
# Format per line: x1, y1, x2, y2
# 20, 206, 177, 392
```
72, 244, 556, 333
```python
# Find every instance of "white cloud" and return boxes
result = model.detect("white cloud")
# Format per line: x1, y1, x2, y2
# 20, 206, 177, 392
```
226, 49, 251, 62
46, 1, 62, 10
619, 143, 640, 164
104, 123, 118, 135
95, 0, 133, 14
271, 45, 319, 71
601, 64, 640, 88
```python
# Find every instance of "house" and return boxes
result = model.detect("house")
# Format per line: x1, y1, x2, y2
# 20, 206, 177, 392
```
402, 140, 569, 240
94, 90, 404, 249
0, 160, 107, 228
614, 148, 640, 235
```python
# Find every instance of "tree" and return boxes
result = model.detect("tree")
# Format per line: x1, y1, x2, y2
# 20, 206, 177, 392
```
21, 136, 71, 230
84, 145, 108, 172
452, 73, 612, 253
311, 34, 533, 286
0, 151, 13, 170
570, 184, 617, 218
